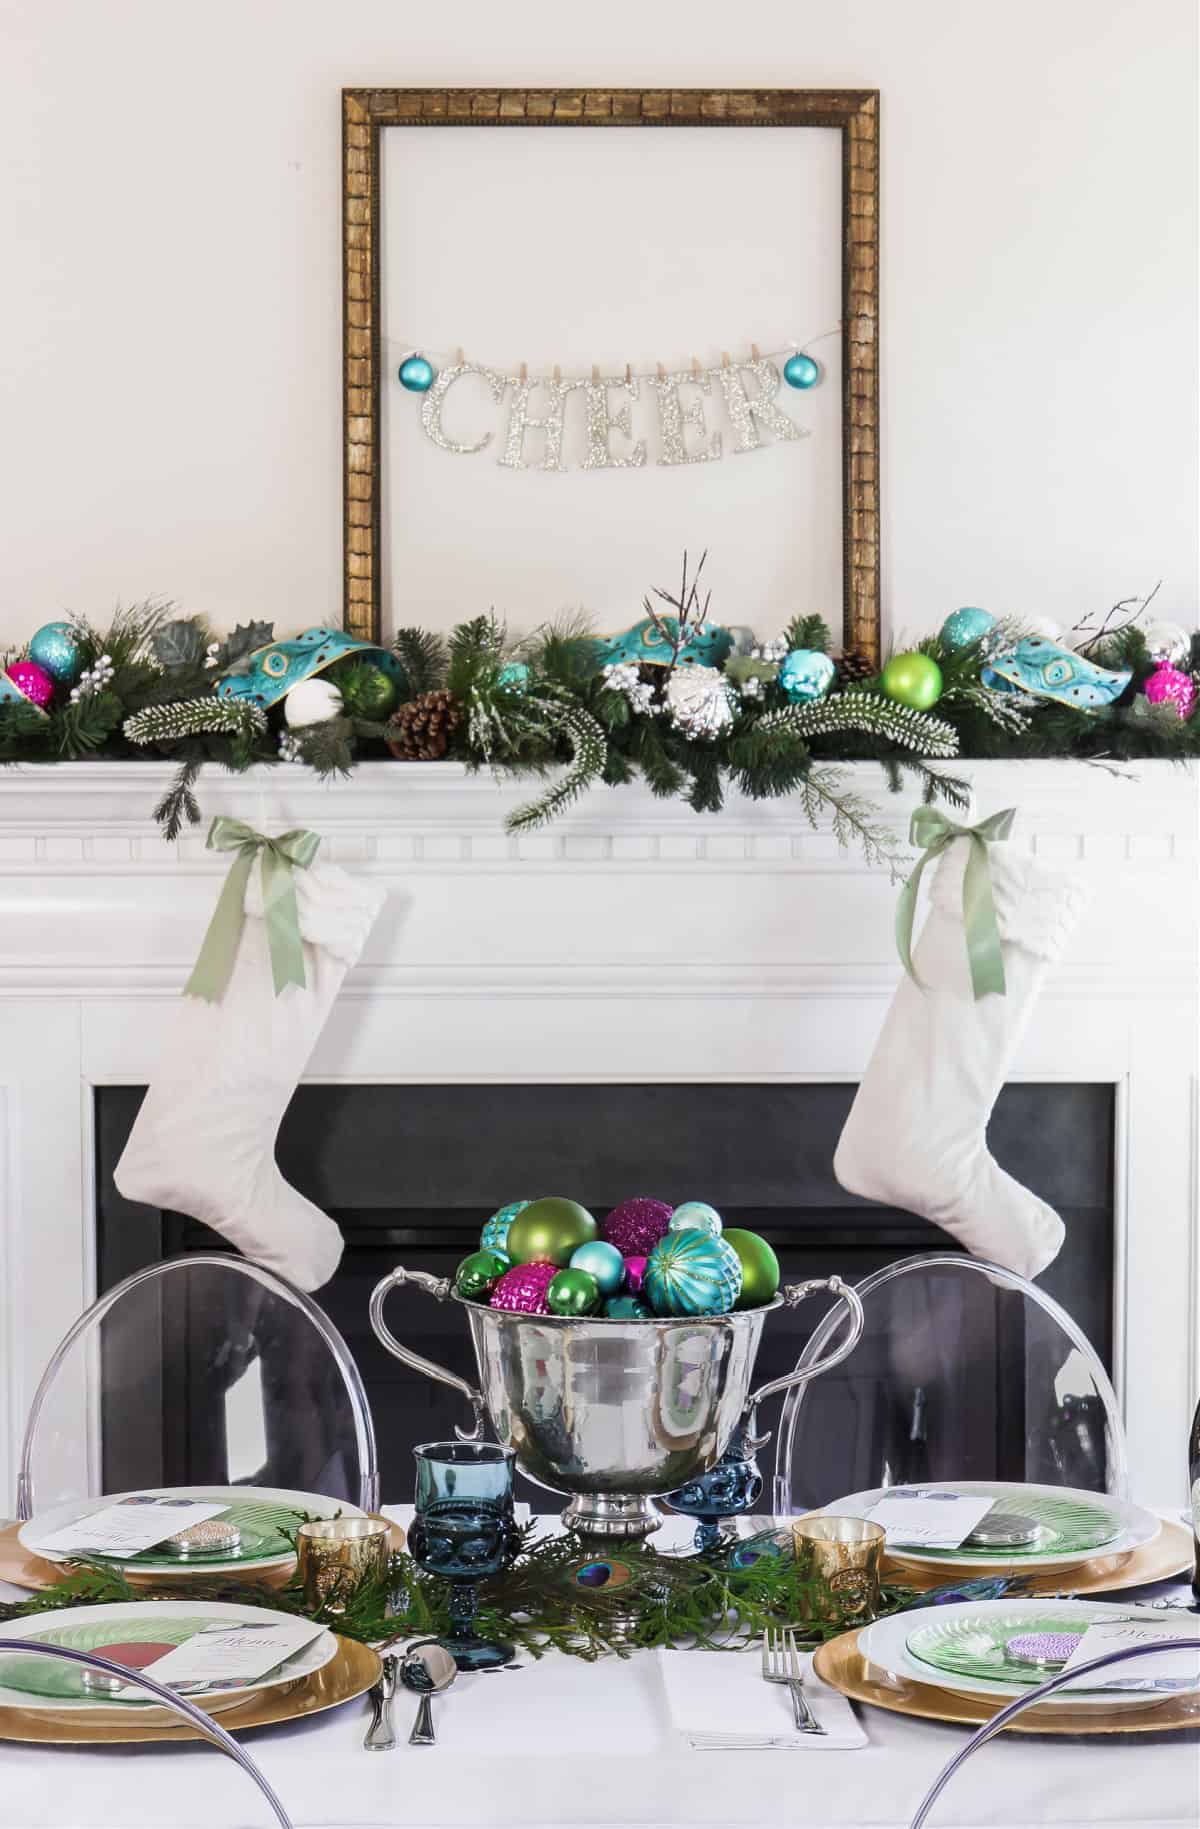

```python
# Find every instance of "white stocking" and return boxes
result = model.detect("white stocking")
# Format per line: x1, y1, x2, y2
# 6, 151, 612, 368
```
115, 857, 385, 1291
834, 841, 1088, 1279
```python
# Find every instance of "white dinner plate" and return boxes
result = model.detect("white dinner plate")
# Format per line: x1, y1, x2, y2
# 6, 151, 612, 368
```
824, 1482, 1160, 1574
0, 1599, 337, 1714
859, 1599, 1195, 1713
20, 1485, 364, 1576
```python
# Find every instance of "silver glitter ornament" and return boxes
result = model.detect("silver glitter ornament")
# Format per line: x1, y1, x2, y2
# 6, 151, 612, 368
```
665, 664, 736, 738
716, 359, 806, 454
651, 372, 721, 467
420, 362, 505, 455
582, 377, 646, 470
1142, 619, 1191, 665
499, 375, 579, 472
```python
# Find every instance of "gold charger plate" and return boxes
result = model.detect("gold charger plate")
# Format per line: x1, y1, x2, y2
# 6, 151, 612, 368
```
0, 1517, 405, 1594
813, 1626, 1200, 1736
0, 1633, 380, 1745
884, 1518, 1192, 1598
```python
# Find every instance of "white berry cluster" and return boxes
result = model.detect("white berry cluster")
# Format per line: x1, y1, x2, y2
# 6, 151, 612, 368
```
751, 637, 788, 663
70, 654, 114, 703
602, 661, 657, 714
277, 731, 303, 761
205, 642, 221, 668
737, 674, 766, 702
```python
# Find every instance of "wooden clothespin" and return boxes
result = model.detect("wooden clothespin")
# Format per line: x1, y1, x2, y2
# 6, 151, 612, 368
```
519, 360, 528, 384
690, 355, 701, 378
454, 345, 465, 367
624, 361, 632, 386
553, 362, 562, 384
721, 350, 731, 369
591, 363, 600, 385
751, 343, 761, 362
656, 360, 666, 380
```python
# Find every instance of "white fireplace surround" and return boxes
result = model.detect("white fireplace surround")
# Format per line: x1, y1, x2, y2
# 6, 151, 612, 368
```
0, 758, 1196, 1510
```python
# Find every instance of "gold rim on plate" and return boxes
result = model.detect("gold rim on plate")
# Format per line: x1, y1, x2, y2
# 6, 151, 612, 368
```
882, 1518, 1192, 1598
0, 1633, 381, 1745
813, 1625, 1200, 1736
0, 1517, 405, 1594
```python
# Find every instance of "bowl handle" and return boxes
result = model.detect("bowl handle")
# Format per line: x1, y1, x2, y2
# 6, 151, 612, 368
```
369, 1265, 487, 1441
739, 1276, 865, 1438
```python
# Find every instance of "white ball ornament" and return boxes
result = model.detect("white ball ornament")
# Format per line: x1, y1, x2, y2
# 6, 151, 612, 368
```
283, 677, 344, 728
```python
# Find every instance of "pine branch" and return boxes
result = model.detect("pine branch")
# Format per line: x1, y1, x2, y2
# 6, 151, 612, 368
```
760, 693, 960, 758
801, 767, 906, 878
505, 706, 607, 831
123, 698, 267, 747
153, 756, 204, 840
783, 613, 833, 654
391, 627, 446, 696
52, 691, 124, 758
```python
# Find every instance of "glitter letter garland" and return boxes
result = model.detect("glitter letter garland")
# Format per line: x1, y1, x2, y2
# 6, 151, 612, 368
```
582, 376, 646, 471
420, 362, 506, 454
499, 375, 580, 472
650, 371, 721, 467
716, 359, 806, 454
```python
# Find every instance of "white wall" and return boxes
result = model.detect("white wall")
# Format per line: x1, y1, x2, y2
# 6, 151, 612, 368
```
0, 0, 1195, 645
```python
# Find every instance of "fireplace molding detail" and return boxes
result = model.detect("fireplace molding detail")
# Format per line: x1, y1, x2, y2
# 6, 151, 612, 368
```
0, 759, 1195, 1509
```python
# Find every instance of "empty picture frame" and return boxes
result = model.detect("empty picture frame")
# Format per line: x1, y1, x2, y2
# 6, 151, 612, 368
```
343, 88, 880, 660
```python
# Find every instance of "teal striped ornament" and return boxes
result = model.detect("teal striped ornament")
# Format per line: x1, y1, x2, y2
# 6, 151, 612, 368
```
644, 1229, 743, 1317
481, 1200, 530, 1256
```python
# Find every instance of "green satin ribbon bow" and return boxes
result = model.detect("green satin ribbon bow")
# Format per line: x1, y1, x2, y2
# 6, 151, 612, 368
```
896, 806, 1016, 1000
184, 817, 321, 1003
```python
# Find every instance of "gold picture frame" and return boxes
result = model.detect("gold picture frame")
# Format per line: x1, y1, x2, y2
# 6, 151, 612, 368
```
343, 87, 881, 660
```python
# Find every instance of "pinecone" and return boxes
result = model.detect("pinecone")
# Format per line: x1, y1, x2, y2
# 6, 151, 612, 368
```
834, 649, 877, 688
386, 689, 463, 760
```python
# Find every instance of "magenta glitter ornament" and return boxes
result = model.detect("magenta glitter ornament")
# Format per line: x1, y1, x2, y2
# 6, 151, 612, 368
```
601, 1197, 673, 1257
489, 1260, 557, 1315
1144, 661, 1196, 721
3, 661, 55, 711
622, 1254, 648, 1295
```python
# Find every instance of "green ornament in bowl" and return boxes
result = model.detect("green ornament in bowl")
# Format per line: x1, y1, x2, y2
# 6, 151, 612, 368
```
455, 1249, 511, 1302
506, 1198, 597, 1268
723, 1228, 781, 1310
547, 1268, 601, 1317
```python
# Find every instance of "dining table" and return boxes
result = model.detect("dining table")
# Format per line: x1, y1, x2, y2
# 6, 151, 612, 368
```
1, 1508, 1196, 1829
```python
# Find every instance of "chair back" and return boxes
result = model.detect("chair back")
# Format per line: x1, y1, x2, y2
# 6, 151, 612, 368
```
772, 1253, 1126, 1515
16, 1252, 378, 1519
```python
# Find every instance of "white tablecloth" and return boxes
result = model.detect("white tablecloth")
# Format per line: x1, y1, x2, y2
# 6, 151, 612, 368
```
1, 1512, 1195, 1829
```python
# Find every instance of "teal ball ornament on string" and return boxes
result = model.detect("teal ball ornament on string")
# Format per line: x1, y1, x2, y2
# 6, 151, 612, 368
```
881, 651, 944, 711
398, 354, 435, 393
644, 1229, 743, 1318
455, 1248, 511, 1303
28, 621, 83, 686
604, 1295, 651, 1320
506, 1197, 597, 1268
783, 352, 820, 389
497, 660, 530, 692
779, 649, 836, 704
669, 1201, 723, 1237
547, 1267, 602, 1317
568, 1239, 625, 1297
481, 1199, 530, 1257
940, 607, 996, 652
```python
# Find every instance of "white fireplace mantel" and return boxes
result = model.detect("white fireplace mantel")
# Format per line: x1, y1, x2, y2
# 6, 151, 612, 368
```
0, 758, 1196, 1509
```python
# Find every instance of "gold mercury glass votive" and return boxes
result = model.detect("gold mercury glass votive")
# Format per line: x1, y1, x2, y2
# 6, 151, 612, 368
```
791, 1515, 886, 1624
296, 1516, 391, 1612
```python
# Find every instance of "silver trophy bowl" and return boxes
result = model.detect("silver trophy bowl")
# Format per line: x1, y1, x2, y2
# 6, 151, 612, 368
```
370, 1267, 863, 1541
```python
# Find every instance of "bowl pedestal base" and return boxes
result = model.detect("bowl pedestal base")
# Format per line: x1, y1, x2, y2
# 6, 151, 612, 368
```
561, 1492, 663, 1542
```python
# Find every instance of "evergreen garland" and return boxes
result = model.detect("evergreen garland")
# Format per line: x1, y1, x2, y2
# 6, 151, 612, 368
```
123, 699, 267, 746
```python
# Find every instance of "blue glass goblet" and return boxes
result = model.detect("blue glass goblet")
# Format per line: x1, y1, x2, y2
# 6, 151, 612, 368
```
664, 1422, 764, 1553
408, 1441, 521, 1671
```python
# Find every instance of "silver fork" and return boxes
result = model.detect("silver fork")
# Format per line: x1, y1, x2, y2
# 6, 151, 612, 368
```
762, 1627, 826, 1735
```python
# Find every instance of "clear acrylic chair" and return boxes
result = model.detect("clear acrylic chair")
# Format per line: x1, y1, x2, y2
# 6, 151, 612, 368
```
908, 1636, 1200, 1829
16, 1252, 379, 1519
772, 1253, 1127, 1515
0, 1642, 293, 1827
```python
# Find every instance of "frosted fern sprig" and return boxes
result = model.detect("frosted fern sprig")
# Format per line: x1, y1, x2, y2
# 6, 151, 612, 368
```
123, 698, 267, 746
505, 705, 608, 832
759, 693, 960, 758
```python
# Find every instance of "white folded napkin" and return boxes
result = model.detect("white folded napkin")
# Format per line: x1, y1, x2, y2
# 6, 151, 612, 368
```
657, 1647, 868, 1750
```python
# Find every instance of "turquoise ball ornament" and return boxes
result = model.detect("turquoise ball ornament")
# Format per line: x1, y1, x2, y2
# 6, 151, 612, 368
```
568, 1239, 625, 1297
497, 661, 530, 691
506, 1197, 598, 1268
940, 607, 996, 652
669, 1201, 723, 1237
398, 354, 435, 392
605, 1295, 651, 1320
783, 352, 820, 389
480, 1200, 530, 1257
881, 651, 944, 711
546, 1267, 602, 1317
779, 649, 836, 704
644, 1229, 743, 1318
28, 621, 83, 686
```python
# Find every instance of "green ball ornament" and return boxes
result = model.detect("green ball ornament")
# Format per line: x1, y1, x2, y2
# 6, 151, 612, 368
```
455, 1248, 511, 1302
505, 1197, 598, 1268
723, 1228, 781, 1311
881, 651, 943, 711
340, 663, 397, 720
604, 1295, 651, 1319
547, 1267, 602, 1316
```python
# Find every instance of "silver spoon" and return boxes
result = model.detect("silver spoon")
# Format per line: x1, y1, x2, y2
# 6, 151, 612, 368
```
400, 1644, 457, 1745
362, 1654, 397, 1752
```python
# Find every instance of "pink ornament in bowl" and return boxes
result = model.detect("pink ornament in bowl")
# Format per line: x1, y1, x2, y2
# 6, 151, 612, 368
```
622, 1254, 648, 1295
2, 661, 55, 712
1143, 661, 1196, 721
602, 1197, 673, 1258
489, 1260, 557, 1315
